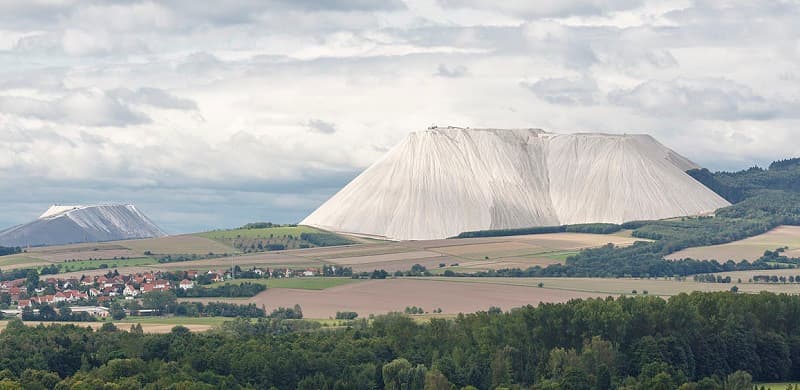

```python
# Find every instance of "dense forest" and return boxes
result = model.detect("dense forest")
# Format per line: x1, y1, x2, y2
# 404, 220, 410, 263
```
688, 157, 800, 202
0, 292, 795, 389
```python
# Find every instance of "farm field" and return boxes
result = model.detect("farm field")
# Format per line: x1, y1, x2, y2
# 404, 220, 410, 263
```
117, 316, 231, 326
313, 232, 645, 273
196, 225, 321, 241
419, 276, 800, 296
197, 274, 800, 319
0, 235, 237, 271
192, 278, 605, 318
0, 255, 49, 268
667, 225, 800, 261
153, 252, 320, 271
26, 243, 140, 261
194, 225, 351, 252
209, 277, 360, 290
714, 268, 800, 281
57, 257, 159, 272
1, 229, 644, 276
122, 235, 237, 255
61, 230, 642, 275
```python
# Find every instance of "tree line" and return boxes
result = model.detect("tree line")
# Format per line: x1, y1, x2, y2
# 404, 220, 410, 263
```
0, 246, 21, 257
173, 282, 266, 298
0, 291, 799, 388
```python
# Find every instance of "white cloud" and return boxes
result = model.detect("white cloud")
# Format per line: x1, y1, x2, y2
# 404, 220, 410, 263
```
0, 0, 799, 232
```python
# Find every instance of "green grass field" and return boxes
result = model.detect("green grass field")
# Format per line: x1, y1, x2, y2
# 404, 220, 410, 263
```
55, 257, 159, 272
209, 277, 359, 290
197, 225, 322, 241
0, 255, 46, 267
537, 250, 579, 261
117, 316, 233, 326
755, 383, 800, 390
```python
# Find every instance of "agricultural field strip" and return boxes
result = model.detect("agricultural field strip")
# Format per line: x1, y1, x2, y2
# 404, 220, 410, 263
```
203, 278, 604, 318
418, 276, 660, 296
419, 276, 800, 296
207, 277, 360, 290
324, 250, 445, 265
666, 226, 800, 261
27, 243, 130, 254
299, 245, 415, 260
434, 248, 579, 262
0, 231, 657, 275
416, 277, 732, 297
123, 235, 238, 255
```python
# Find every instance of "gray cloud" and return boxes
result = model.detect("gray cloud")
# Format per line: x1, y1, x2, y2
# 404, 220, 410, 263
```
176, 52, 228, 74
609, 78, 798, 120
436, 0, 642, 18
435, 64, 468, 78
522, 76, 598, 105
305, 119, 337, 134
110, 87, 198, 110
0, 89, 150, 126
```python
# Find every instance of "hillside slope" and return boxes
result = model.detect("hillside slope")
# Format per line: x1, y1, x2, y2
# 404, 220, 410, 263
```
303, 128, 730, 240
0, 204, 166, 247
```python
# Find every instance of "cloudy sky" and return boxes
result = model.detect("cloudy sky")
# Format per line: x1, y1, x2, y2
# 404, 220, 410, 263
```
1, 0, 799, 233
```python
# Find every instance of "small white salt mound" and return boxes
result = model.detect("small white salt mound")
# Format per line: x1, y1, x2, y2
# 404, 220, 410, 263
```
301, 127, 730, 241
0, 204, 166, 247
39, 205, 85, 219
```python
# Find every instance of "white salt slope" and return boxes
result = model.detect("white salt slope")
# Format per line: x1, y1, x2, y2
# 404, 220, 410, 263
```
0, 204, 166, 247
302, 128, 730, 241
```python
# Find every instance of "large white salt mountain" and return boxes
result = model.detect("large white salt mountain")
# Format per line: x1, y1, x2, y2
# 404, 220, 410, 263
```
302, 127, 731, 241
0, 204, 166, 247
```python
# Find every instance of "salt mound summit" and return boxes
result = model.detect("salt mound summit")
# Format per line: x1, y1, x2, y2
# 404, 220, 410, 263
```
302, 127, 730, 240
0, 204, 166, 247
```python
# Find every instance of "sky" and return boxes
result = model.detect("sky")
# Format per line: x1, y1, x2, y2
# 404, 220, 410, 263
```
0, 0, 799, 234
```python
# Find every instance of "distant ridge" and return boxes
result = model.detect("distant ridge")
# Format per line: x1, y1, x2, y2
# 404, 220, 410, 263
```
0, 204, 166, 247
302, 127, 731, 240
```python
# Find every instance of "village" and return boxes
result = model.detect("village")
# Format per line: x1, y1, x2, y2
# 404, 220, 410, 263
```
0, 266, 324, 318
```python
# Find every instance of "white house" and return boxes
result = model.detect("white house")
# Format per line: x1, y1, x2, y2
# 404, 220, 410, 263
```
179, 279, 194, 290
69, 306, 110, 318
123, 285, 139, 297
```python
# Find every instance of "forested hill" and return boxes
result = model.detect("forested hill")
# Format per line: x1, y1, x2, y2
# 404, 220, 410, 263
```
688, 157, 800, 203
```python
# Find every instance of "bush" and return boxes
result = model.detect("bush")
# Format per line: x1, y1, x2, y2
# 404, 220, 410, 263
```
269, 305, 303, 319
335, 311, 358, 320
